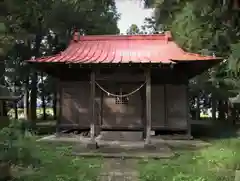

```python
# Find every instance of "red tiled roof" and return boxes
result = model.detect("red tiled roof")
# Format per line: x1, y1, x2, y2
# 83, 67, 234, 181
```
28, 32, 220, 64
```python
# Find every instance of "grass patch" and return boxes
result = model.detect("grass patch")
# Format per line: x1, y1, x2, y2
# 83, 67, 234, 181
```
13, 141, 103, 181
138, 138, 240, 181
0, 122, 102, 181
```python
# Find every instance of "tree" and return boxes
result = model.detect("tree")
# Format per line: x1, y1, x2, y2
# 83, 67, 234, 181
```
126, 24, 141, 35
141, 0, 240, 122
2, 0, 120, 121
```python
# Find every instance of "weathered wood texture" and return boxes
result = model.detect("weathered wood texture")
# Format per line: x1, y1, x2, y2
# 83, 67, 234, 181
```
145, 68, 151, 144
166, 84, 188, 129
56, 80, 62, 133
90, 71, 96, 140
59, 72, 188, 131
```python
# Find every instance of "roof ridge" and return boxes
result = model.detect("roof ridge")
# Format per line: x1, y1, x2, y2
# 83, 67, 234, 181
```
72, 31, 172, 42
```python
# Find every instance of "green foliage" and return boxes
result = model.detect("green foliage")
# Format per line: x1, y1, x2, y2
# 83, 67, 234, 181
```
126, 24, 141, 35
229, 42, 240, 72
141, 16, 159, 34
142, 0, 240, 104
0, 121, 40, 166
0, 122, 102, 180
1, 0, 120, 116
48, 0, 120, 36
14, 142, 102, 181
143, 0, 240, 60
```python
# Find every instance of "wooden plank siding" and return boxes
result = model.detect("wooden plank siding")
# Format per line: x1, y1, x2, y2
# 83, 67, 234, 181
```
58, 76, 188, 132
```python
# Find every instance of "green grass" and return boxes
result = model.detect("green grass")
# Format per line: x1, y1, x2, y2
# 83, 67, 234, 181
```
138, 138, 240, 181
13, 142, 103, 181
139, 138, 240, 181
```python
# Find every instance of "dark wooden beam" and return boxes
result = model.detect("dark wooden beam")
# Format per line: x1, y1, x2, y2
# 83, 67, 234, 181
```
186, 83, 192, 139
90, 70, 96, 141
96, 74, 145, 82
140, 87, 146, 139
145, 68, 152, 144
57, 124, 189, 131
56, 80, 62, 135
164, 84, 168, 127
0, 101, 3, 116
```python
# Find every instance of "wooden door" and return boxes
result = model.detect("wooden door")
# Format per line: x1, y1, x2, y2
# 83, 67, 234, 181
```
100, 83, 143, 129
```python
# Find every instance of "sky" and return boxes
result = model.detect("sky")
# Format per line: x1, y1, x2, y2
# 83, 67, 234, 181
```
115, 0, 154, 34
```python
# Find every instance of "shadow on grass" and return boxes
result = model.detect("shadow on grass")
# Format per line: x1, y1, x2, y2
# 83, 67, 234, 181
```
19, 119, 57, 135
191, 121, 240, 140
161, 121, 240, 153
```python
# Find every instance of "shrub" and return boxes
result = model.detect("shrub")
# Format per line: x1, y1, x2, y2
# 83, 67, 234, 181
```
0, 121, 40, 167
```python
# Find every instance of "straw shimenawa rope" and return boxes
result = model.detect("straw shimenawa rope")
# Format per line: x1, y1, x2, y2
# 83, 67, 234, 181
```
95, 81, 146, 98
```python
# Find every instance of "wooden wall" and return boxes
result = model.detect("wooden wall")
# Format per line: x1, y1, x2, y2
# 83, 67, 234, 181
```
59, 80, 188, 131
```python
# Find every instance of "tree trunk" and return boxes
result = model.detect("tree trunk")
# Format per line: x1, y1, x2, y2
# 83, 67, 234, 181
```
29, 71, 37, 124
41, 72, 46, 120
14, 78, 18, 120
212, 94, 217, 121
196, 95, 200, 120
218, 100, 225, 121
224, 101, 229, 121
14, 101, 18, 119
0, 59, 8, 117
0, 162, 11, 180
53, 92, 57, 120
29, 31, 43, 126
24, 76, 29, 120
231, 106, 237, 125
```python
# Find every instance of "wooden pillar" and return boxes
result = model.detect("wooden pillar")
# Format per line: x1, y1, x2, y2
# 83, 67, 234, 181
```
90, 70, 96, 141
0, 100, 3, 116
186, 83, 192, 139
140, 87, 146, 139
164, 84, 168, 127
145, 68, 152, 145
87, 70, 98, 149
56, 80, 62, 136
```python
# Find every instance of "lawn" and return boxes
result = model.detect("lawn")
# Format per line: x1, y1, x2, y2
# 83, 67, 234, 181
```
138, 138, 240, 181
19, 143, 102, 181
1, 119, 239, 181
12, 142, 103, 181
1, 130, 103, 181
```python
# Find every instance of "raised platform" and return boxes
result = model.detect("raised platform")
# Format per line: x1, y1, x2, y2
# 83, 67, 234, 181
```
72, 139, 174, 159
97, 131, 143, 141
38, 133, 211, 159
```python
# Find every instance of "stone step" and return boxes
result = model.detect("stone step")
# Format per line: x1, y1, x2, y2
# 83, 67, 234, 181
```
98, 131, 143, 141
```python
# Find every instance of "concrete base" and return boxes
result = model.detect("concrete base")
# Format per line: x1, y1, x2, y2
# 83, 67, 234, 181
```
86, 141, 99, 149
99, 131, 143, 141
187, 135, 194, 140
144, 143, 157, 150
72, 151, 174, 159
55, 132, 61, 137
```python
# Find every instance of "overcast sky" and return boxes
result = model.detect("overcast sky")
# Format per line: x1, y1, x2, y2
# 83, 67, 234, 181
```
115, 0, 153, 34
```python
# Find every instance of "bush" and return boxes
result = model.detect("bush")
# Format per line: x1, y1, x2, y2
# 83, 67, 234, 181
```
0, 121, 40, 167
